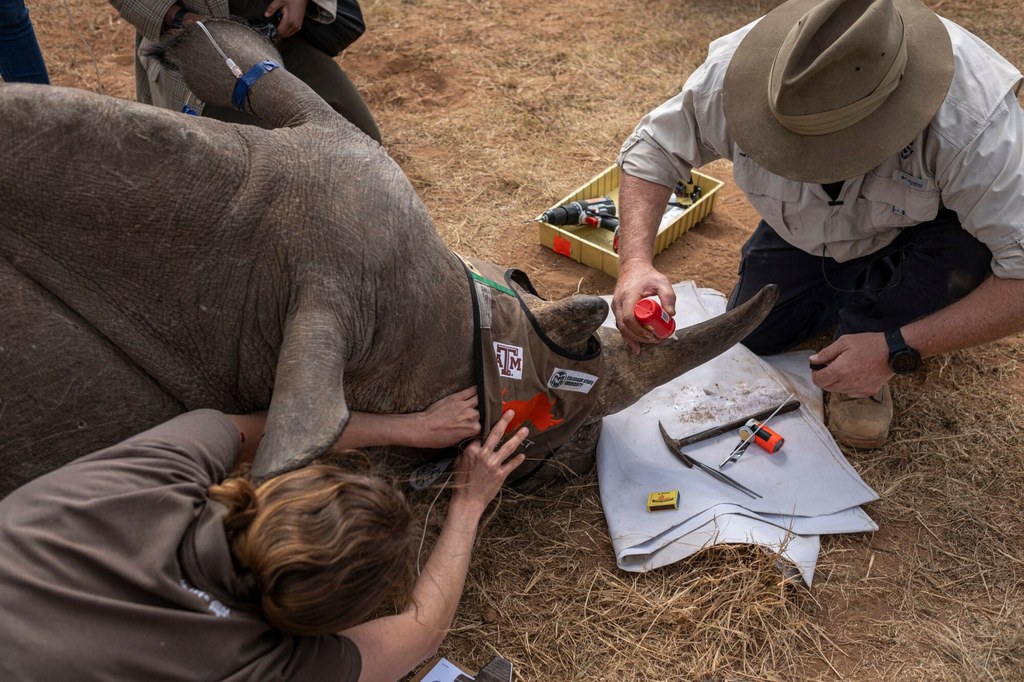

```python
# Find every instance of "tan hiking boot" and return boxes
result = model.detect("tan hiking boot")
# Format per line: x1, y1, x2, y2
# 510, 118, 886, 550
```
827, 385, 893, 449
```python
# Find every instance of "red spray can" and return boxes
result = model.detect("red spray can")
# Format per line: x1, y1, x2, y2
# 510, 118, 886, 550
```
634, 299, 676, 338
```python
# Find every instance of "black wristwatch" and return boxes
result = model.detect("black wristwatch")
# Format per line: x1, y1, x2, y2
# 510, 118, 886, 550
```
171, 6, 189, 29
884, 328, 921, 374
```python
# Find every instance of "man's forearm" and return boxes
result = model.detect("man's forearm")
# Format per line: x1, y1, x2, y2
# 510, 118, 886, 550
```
617, 172, 674, 266
902, 274, 1024, 357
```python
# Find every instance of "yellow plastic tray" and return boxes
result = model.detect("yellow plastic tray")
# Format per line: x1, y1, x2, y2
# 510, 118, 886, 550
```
537, 164, 721, 277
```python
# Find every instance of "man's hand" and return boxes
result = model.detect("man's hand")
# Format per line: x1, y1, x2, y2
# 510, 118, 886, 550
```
451, 410, 528, 516
611, 259, 676, 353
810, 332, 893, 396
265, 0, 309, 38
412, 386, 480, 449
162, 5, 205, 30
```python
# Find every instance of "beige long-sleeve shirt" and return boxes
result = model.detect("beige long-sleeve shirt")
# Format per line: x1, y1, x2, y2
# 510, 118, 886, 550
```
617, 16, 1024, 279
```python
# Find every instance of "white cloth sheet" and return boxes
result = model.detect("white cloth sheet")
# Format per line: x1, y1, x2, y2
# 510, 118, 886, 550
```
596, 283, 879, 585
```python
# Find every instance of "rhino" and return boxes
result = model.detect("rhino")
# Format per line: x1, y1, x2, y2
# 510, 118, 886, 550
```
0, 19, 777, 496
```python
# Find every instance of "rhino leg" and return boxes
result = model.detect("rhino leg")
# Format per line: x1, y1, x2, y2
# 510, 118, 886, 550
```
0, 262, 182, 495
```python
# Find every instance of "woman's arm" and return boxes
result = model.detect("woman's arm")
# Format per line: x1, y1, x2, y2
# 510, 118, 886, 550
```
224, 411, 269, 471
225, 386, 481, 469
339, 411, 528, 682
335, 386, 480, 449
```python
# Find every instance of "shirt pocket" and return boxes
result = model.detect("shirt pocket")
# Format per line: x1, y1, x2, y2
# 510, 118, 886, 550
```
732, 152, 801, 234
860, 171, 941, 229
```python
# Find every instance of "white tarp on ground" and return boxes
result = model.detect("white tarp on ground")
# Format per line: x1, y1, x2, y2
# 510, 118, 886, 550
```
596, 283, 879, 585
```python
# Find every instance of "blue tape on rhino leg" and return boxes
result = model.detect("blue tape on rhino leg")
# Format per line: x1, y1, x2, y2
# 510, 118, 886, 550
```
231, 60, 281, 112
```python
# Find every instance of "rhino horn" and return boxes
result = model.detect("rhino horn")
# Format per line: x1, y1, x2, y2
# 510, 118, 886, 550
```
522, 293, 609, 355
148, 19, 336, 128
594, 284, 779, 416
251, 304, 350, 481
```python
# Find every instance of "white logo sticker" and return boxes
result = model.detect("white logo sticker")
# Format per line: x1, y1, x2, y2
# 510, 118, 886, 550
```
547, 368, 599, 393
494, 342, 523, 379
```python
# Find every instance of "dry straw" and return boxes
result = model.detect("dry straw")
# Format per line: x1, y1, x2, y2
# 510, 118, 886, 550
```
29, 0, 1024, 679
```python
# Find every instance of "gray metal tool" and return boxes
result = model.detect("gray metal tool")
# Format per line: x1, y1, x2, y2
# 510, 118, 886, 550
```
658, 422, 763, 500
663, 399, 801, 450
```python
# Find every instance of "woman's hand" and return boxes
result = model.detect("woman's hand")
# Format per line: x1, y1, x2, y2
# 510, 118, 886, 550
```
341, 410, 528, 682
328, 387, 479, 450
451, 410, 527, 515
413, 386, 480, 448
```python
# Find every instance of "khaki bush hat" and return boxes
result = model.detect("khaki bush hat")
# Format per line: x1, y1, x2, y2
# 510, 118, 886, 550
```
723, 0, 953, 184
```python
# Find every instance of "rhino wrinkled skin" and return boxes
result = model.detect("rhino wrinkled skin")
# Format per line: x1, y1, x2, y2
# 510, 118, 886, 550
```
0, 20, 777, 495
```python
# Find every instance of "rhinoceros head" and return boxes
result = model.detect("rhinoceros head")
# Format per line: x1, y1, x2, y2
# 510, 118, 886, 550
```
437, 260, 778, 490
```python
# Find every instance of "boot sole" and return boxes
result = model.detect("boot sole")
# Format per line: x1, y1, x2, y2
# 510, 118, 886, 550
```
830, 428, 888, 450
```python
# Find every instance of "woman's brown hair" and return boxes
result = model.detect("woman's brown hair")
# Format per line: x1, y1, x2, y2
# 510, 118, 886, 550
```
209, 464, 413, 636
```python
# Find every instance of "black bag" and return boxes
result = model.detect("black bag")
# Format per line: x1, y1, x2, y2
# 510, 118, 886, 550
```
300, 0, 366, 57
231, 0, 365, 57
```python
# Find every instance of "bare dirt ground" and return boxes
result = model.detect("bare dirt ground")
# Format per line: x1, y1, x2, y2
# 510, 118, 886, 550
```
26, 0, 1024, 679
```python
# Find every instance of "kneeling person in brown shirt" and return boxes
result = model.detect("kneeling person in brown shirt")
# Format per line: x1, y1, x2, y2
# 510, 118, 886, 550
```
0, 405, 526, 681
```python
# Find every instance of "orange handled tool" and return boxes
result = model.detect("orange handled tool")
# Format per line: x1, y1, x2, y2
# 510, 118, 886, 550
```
738, 419, 784, 454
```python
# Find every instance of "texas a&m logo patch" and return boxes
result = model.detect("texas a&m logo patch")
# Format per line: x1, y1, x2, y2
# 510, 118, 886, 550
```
494, 342, 523, 379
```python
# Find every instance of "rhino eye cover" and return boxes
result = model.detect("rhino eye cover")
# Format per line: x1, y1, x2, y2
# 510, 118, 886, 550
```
464, 258, 604, 486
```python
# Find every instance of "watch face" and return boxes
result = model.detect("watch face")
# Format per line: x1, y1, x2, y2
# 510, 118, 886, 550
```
890, 350, 921, 374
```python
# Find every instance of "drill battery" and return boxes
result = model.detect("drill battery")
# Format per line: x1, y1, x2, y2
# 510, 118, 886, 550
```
537, 197, 618, 230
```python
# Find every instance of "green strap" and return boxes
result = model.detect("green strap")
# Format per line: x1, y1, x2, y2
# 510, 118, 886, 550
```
470, 270, 516, 297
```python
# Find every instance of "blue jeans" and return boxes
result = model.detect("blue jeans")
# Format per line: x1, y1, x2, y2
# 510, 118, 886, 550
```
0, 0, 49, 84
727, 208, 993, 354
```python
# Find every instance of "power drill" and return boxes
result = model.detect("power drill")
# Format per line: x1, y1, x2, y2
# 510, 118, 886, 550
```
528, 197, 618, 231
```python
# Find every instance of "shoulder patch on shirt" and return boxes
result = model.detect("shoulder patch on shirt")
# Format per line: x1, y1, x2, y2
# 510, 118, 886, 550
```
547, 368, 599, 394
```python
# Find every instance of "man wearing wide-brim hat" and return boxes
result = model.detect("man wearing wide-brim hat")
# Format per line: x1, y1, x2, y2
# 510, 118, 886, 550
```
612, 0, 1024, 449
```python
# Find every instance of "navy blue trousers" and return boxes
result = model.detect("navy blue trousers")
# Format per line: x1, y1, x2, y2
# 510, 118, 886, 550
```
726, 208, 992, 354
0, 0, 49, 84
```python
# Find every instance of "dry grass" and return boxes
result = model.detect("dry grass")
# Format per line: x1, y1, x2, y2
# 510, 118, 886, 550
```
25, 0, 1024, 679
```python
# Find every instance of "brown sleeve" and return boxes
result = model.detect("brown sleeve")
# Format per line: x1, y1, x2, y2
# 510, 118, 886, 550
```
258, 634, 362, 681
77, 409, 239, 485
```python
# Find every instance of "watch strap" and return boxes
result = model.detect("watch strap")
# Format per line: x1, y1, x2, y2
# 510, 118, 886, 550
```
884, 327, 921, 374
884, 328, 907, 354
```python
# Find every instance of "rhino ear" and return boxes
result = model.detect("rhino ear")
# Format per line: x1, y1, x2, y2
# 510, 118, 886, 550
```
520, 292, 609, 355
250, 306, 350, 482
507, 270, 607, 353
148, 19, 334, 127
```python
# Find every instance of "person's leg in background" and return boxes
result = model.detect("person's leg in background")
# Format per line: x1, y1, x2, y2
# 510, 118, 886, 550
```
0, 0, 50, 84
727, 220, 870, 355
275, 35, 380, 143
